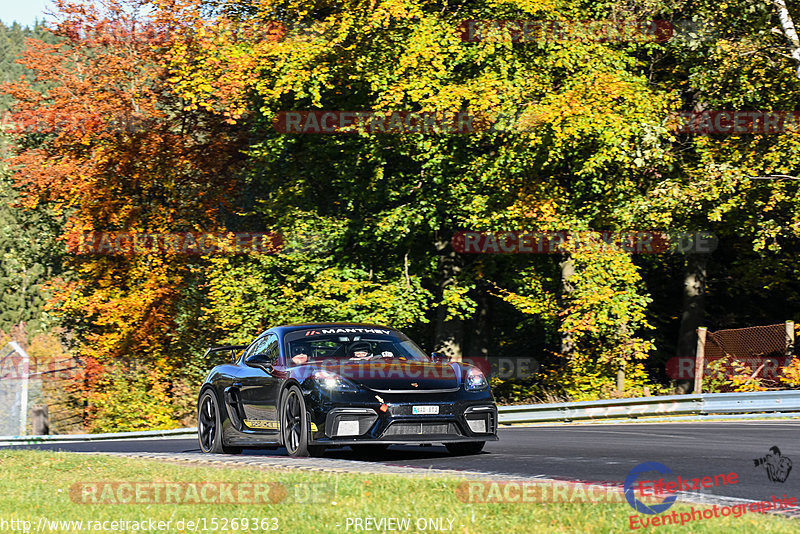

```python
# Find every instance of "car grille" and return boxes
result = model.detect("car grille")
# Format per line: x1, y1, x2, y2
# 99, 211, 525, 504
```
465, 408, 497, 434
382, 422, 461, 436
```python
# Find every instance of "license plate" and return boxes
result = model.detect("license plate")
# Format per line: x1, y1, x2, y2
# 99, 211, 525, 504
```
412, 405, 439, 415
337, 420, 360, 436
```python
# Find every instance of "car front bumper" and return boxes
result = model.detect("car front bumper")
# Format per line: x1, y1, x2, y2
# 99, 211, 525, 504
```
304, 389, 498, 445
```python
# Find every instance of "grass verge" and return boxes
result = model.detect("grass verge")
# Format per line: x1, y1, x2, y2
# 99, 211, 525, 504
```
0, 449, 796, 533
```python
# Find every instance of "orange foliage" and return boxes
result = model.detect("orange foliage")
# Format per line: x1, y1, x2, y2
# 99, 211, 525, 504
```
2, 1, 247, 424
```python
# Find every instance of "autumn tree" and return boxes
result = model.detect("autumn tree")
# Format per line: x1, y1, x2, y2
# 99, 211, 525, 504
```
3, 0, 248, 429
150, 0, 679, 399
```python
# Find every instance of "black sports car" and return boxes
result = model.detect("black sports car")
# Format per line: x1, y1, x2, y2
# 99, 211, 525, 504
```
197, 323, 498, 457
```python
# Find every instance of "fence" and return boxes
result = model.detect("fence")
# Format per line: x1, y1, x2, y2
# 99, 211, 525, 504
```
693, 321, 795, 392
0, 341, 84, 435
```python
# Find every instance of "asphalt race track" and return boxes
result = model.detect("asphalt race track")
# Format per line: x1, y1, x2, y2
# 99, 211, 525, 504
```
5, 421, 800, 506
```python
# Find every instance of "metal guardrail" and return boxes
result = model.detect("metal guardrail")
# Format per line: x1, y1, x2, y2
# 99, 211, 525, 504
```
0, 427, 196, 445
497, 390, 800, 424
1, 391, 798, 442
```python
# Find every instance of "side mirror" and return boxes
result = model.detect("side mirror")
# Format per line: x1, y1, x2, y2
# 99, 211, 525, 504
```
431, 352, 450, 363
245, 354, 274, 373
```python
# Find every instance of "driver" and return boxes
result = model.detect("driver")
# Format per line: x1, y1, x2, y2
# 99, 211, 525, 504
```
291, 343, 310, 365
348, 341, 373, 360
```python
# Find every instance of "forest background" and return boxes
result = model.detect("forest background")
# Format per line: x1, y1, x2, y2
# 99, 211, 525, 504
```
1, 0, 800, 432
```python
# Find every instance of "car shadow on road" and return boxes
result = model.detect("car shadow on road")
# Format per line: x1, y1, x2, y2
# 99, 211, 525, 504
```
241, 445, 461, 461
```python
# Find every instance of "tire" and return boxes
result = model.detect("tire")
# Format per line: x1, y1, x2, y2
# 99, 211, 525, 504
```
350, 444, 390, 456
197, 389, 243, 454
445, 441, 485, 456
280, 385, 325, 457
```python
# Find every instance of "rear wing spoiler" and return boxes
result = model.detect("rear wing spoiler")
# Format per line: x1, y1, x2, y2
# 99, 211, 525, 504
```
203, 345, 248, 363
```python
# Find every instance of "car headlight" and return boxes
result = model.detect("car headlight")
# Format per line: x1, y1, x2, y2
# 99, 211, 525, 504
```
465, 367, 488, 390
313, 370, 359, 393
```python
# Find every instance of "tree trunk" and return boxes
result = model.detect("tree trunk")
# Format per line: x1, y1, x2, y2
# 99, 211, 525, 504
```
676, 253, 707, 392
559, 255, 576, 358
468, 283, 491, 361
434, 233, 464, 361
772, 0, 800, 80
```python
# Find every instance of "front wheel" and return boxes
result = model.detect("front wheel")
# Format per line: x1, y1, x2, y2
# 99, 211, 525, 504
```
445, 441, 485, 456
280, 385, 324, 457
197, 389, 242, 454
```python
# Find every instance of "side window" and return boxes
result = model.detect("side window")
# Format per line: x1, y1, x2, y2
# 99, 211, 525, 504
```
265, 334, 280, 364
243, 335, 269, 362
245, 333, 277, 365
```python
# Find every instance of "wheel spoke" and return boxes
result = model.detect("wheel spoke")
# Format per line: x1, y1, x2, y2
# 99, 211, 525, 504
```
202, 424, 212, 449
199, 396, 217, 451
283, 391, 305, 453
283, 398, 292, 451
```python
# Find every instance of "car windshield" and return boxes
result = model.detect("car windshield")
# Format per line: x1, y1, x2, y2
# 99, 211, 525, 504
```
284, 329, 429, 366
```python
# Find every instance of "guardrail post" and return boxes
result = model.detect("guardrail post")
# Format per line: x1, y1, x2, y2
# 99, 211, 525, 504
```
787, 321, 795, 356
694, 327, 707, 394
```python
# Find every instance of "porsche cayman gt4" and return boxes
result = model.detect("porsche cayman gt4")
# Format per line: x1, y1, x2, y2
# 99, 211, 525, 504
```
197, 323, 498, 457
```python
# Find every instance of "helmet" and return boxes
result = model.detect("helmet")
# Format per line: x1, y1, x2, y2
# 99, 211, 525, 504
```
348, 341, 372, 358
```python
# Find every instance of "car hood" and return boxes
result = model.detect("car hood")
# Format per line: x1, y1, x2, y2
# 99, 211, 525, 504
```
301, 360, 462, 391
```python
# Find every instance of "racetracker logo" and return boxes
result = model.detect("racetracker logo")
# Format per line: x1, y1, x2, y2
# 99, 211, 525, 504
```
455, 480, 637, 504
273, 111, 484, 134
665, 356, 793, 380
67, 232, 283, 255
0, 354, 77, 381
310, 357, 492, 380
669, 111, 800, 134
69, 482, 334, 504
452, 231, 717, 254
458, 20, 674, 43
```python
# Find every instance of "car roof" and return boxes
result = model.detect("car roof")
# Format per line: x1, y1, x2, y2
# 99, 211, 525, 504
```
273, 322, 398, 335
